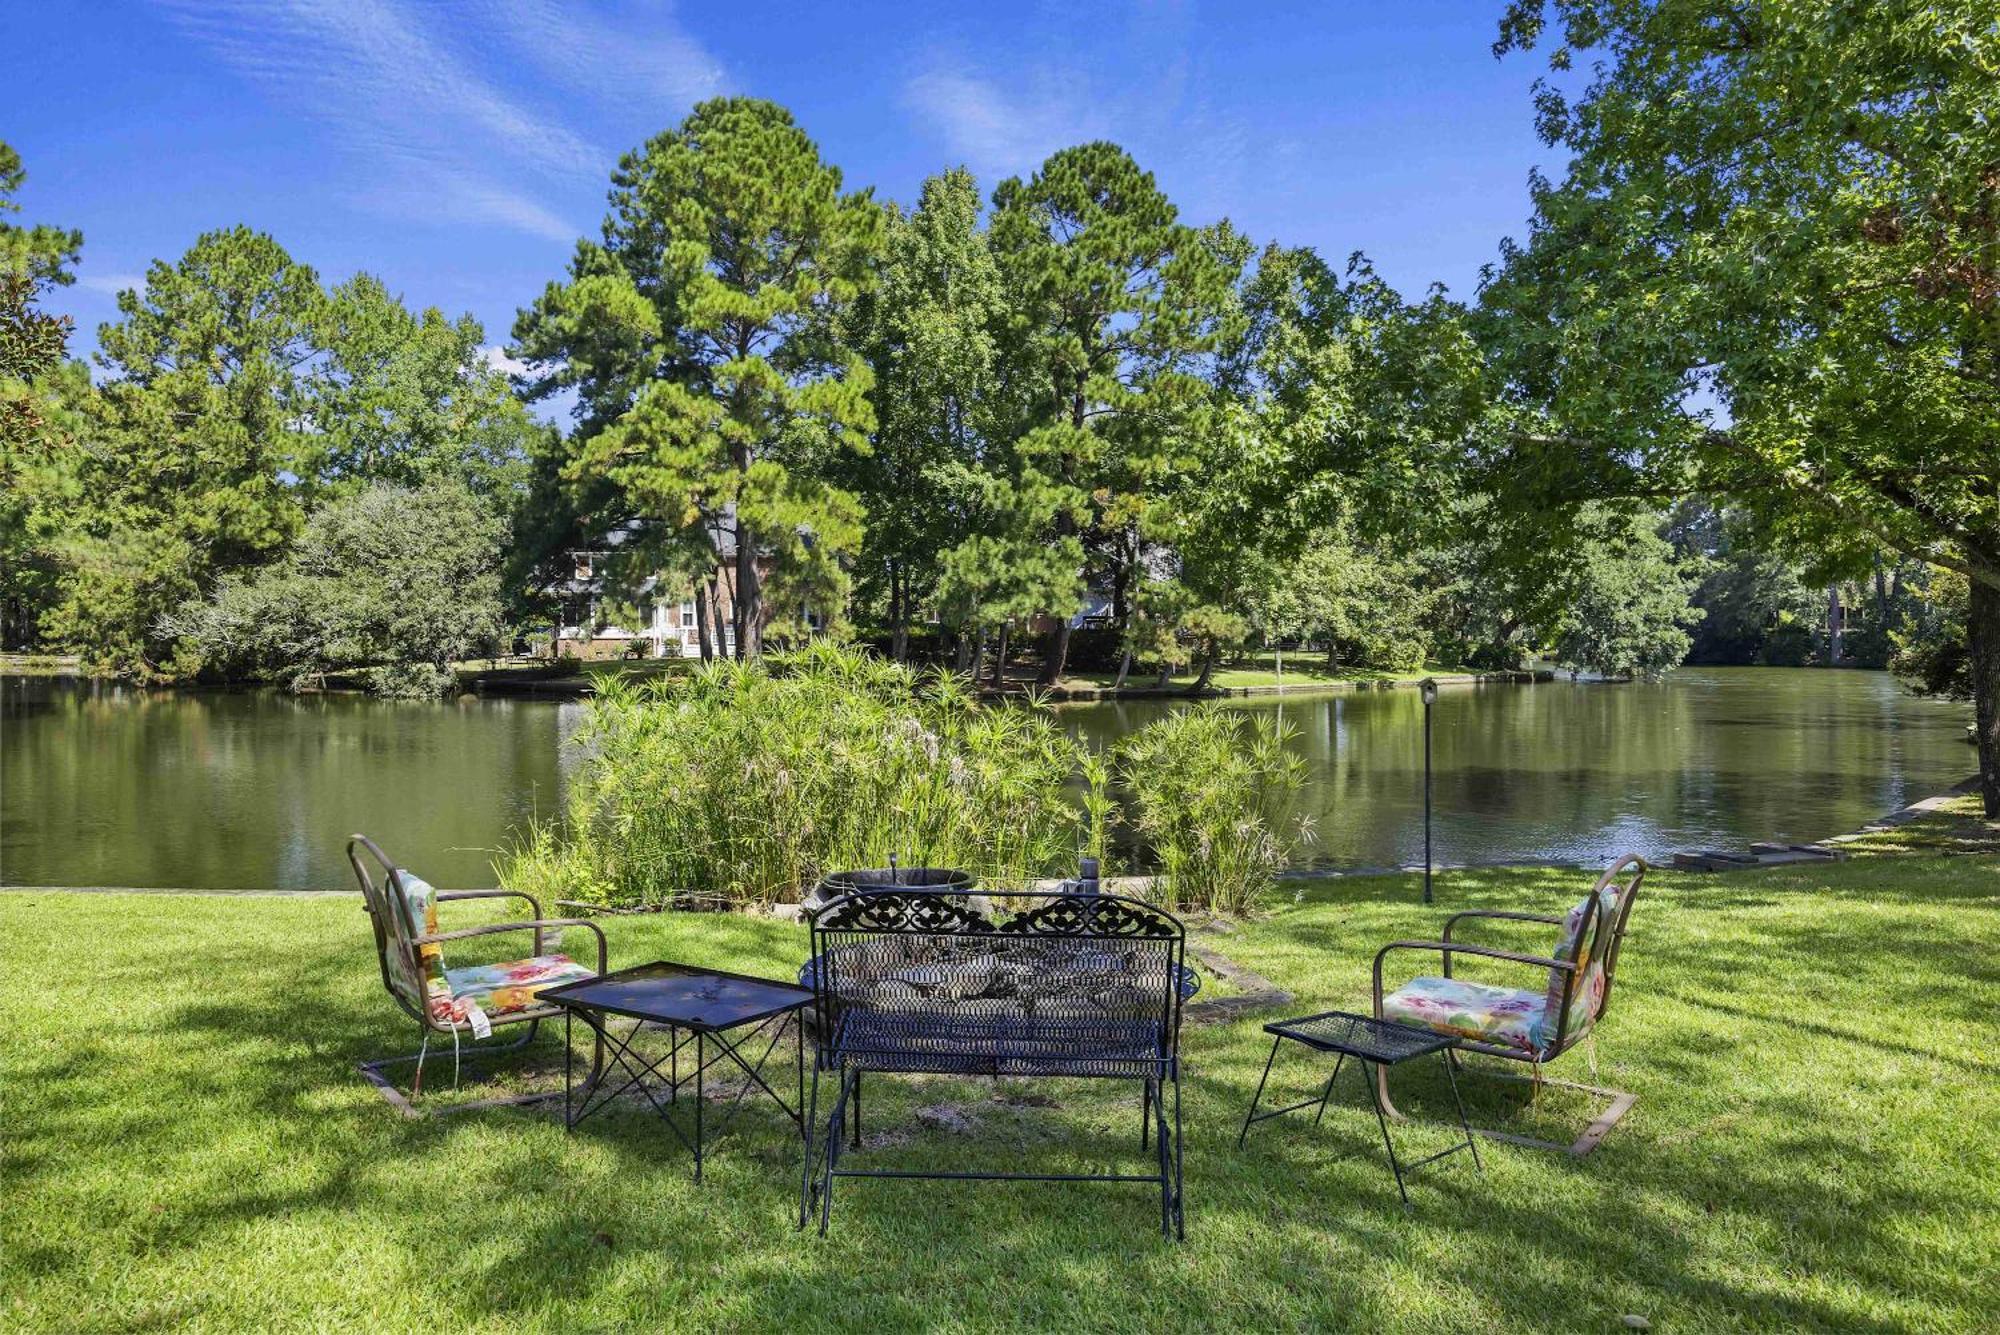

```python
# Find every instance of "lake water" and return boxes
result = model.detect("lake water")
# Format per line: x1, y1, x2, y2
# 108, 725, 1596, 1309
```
0, 668, 1973, 889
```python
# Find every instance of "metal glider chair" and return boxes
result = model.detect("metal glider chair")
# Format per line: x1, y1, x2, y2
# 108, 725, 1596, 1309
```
801, 886, 1193, 1238
1372, 854, 1646, 1156
347, 835, 607, 1117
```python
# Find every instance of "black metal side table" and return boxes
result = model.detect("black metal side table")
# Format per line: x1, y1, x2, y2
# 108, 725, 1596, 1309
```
1237, 1009, 1481, 1207
540, 960, 812, 1182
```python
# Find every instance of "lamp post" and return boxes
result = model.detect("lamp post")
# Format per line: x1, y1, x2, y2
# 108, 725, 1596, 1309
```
1419, 677, 1438, 905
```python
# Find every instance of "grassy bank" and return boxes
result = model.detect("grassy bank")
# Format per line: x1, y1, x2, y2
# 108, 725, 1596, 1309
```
6, 857, 1996, 1331
0, 653, 81, 677
1059, 655, 1484, 694
1831, 788, 2000, 857
474, 653, 1508, 700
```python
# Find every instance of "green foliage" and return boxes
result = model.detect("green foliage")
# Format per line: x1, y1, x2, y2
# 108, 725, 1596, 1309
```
1484, 0, 2000, 803
498, 644, 1087, 906
160, 480, 504, 696
305, 274, 542, 497
844, 168, 1004, 654
1111, 705, 1307, 914
988, 143, 1248, 679
0, 141, 80, 648
0, 142, 81, 286
514, 98, 881, 658
1254, 527, 1434, 672
36, 227, 531, 674
1892, 567, 1972, 700
1551, 509, 1700, 679
1666, 500, 1823, 666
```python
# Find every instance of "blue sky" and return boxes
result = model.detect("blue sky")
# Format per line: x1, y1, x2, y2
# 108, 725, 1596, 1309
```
8, 2, 1565, 377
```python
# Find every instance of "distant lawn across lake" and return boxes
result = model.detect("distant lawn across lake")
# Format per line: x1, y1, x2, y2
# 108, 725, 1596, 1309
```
5, 857, 1995, 1331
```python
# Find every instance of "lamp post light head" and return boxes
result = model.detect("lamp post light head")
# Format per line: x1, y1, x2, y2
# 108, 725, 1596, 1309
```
1419, 677, 1438, 706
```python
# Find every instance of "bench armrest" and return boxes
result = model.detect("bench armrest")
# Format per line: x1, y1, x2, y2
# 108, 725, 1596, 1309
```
1372, 939, 1572, 1010
417, 918, 608, 973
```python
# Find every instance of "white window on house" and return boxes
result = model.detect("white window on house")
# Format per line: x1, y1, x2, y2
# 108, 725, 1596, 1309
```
573, 553, 593, 580
680, 600, 696, 628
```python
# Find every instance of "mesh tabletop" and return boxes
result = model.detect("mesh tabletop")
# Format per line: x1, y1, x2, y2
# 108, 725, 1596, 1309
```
1263, 1010, 1454, 1064
539, 960, 811, 1032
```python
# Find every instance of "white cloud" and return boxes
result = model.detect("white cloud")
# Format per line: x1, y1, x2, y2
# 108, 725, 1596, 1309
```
75, 271, 148, 298
357, 170, 580, 245
901, 46, 1268, 237
900, 67, 1108, 182
481, 0, 724, 111
478, 344, 533, 378
148, 0, 722, 240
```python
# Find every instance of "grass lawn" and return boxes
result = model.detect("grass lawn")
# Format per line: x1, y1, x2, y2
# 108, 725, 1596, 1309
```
1059, 655, 1480, 695
1832, 789, 2000, 857
5, 859, 1997, 1331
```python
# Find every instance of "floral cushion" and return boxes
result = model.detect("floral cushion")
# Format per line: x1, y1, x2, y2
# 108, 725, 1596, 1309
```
387, 871, 454, 1018
1543, 879, 1625, 1046
434, 954, 595, 1025
1381, 975, 1555, 1056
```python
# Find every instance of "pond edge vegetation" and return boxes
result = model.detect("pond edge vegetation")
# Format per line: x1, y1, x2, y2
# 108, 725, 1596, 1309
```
497, 645, 1308, 915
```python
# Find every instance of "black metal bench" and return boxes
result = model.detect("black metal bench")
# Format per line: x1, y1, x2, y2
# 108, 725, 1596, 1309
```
801, 887, 1190, 1238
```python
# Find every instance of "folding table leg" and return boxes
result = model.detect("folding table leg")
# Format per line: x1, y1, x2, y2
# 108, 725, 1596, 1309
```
1236, 1036, 1284, 1149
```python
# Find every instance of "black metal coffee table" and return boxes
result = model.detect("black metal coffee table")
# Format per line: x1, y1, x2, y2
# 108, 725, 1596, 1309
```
1236, 1010, 1481, 1207
540, 960, 812, 1181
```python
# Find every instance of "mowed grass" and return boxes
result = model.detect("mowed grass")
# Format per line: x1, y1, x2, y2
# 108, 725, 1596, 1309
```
1059, 656, 1475, 694
4, 860, 1997, 1332
1833, 790, 2000, 857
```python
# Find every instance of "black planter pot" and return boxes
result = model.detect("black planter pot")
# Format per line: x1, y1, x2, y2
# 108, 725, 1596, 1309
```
808, 865, 975, 913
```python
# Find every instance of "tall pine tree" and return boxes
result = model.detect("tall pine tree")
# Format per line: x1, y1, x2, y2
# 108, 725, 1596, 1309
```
514, 98, 881, 657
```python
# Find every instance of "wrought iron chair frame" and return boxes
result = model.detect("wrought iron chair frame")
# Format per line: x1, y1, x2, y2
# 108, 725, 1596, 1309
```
802, 887, 1189, 1239
1371, 854, 1647, 1156
348, 834, 607, 1118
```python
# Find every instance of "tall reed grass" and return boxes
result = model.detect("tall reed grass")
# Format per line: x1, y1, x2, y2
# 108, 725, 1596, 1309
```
498, 646, 1310, 913
498, 644, 1087, 907
1111, 705, 1310, 916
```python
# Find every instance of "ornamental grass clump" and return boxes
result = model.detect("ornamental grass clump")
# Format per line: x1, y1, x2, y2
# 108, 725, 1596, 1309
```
498, 643, 1084, 907
1112, 705, 1309, 915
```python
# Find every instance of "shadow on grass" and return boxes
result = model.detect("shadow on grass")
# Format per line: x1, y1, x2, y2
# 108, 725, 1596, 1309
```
6, 880, 1997, 1330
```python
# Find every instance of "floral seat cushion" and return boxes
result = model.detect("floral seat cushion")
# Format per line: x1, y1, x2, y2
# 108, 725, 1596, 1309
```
1380, 975, 1554, 1056
433, 954, 595, 1025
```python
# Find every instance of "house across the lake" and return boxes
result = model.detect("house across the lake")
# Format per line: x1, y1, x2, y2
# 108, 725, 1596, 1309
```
539, 534, 826, 660
540, 546, 734, 660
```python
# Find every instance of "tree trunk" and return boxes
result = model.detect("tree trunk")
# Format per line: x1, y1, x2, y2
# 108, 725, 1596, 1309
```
735, 528, 761, 660
1826, 586, 1843, 665
955, 627, 972, 673
890, 563, 908, 662
1970, 576, 2000, 817
991, 624, 1009, 690
1112, 644, 1133, 691
1325, 638, 1339, 672
1039, 385, 1087, 686
1189, 649, 1217, 694
968, 625, 986, 681
693, 582, 713, 663
708, 575, 729, 661
1042, 618, 1073, 686
1155, 661, 1173, 690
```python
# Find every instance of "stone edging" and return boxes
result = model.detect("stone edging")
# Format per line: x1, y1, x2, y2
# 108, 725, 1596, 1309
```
1184, 936, 1293, 1025
1821, 775, 1984, 844
1029, 668, 1553, 703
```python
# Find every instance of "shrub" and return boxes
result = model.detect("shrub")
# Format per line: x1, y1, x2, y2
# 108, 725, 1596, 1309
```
159, 480, 504, 698
497, 644, 1086, 907
1111, 705, 1308, 915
